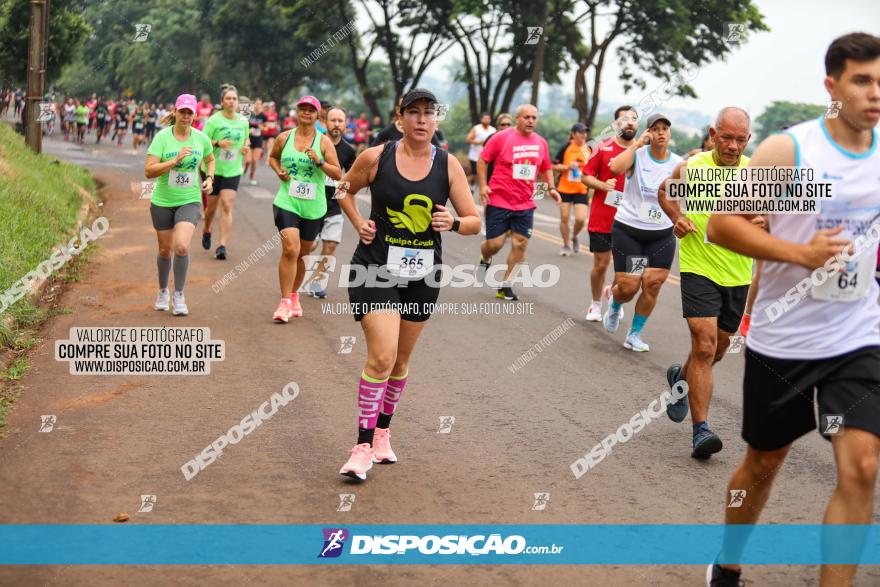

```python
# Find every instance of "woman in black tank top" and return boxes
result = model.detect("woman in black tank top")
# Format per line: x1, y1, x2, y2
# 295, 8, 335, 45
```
334, 88, 480, 481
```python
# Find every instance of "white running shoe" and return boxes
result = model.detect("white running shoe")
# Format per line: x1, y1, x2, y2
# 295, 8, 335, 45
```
585, 302, 602, 322
559, 245, 572, 256
171, 291, 189, 316
602, 285, 624, 332
154, 288, 170, 311
623, 330, 650, 352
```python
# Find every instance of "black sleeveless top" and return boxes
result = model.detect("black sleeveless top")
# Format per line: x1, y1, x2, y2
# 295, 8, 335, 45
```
352, 140, 449, 268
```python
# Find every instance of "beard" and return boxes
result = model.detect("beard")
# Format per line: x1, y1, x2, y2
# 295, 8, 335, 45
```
619, 128, 636, 141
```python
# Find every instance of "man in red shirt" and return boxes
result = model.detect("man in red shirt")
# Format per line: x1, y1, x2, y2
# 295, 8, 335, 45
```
582, 105, 638, 321
354, 112, 370, 153
477, 104, 561, 301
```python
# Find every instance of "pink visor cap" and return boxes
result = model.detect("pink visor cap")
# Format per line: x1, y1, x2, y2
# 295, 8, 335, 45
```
296, 95, 321, 111
175, 94, 198, 113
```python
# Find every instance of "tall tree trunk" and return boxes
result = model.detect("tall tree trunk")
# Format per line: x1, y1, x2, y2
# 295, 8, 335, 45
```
573, 60, 589, 121
529, 0, 550, 105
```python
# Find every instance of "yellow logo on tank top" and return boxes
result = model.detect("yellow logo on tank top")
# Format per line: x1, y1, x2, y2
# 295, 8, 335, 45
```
386, 194, 433, 234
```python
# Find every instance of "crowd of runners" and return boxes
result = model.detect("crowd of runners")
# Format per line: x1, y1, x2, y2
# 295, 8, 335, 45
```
7, 30, 880, 587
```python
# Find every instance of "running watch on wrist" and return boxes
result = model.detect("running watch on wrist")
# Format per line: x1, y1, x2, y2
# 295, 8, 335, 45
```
316, 160, 325, 167
451, 219, 461, 233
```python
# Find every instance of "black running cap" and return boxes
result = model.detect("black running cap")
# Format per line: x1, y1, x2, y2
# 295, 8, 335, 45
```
399, 88, 438, 113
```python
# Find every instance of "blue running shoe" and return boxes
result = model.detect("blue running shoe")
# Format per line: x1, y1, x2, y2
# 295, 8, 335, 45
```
692, 425, 723, 459
308, 281, 327, 298
666, 363, 689, 423
202, 231, 211, 250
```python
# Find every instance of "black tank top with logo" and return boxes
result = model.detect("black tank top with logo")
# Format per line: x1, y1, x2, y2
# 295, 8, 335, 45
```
352, 140, 449, 272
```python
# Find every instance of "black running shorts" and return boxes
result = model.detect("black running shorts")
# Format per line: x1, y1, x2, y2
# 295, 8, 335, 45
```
347, 267, 441, 323
742, 345, 880, 450
680, 272, 748, 333
210, 174, 241, 195
273, 205, 322, 241
611, 220, 675, 272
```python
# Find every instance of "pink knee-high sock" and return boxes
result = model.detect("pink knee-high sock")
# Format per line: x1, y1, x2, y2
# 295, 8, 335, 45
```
382, 373, 408, 415
358, 372, 388, 430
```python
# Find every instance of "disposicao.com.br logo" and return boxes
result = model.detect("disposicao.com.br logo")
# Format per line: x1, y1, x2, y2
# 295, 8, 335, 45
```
318, 528, 563, 558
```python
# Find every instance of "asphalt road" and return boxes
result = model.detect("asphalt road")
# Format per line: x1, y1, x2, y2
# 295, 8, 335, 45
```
0, 126, 877, 586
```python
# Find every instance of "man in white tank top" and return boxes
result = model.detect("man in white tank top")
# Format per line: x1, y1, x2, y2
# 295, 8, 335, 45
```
466, 113, 496, 184
705, 32, 880, 587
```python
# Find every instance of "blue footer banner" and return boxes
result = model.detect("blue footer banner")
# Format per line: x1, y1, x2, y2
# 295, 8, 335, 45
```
1, 525, 877, 564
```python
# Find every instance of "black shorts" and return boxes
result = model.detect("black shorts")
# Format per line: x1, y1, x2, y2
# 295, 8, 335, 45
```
210, 174, 241, 195
150, 202, 202, 231
680, 272, 748, 333
347, 267, 441, 323
742, 345, 880, 451
611, 220, 675, 272
560, 192, 588, 205
273, 205, 322, 241
588, 231, 612, 253
250, 135, 263, 149
470, 160, 478, 175
132, 126, 145, 135
484, 205, 534, 239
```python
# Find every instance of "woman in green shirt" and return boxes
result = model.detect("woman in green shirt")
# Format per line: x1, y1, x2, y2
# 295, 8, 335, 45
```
131, 104, 146, 151
144, 94, 216, 316
201, 84, 250, 260
75, 101, 89, 144
268, 95, 342, 322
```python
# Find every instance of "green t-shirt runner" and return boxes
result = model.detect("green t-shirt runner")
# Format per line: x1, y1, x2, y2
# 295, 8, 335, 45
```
679, 149, 753, 286
75, 105, 89, 125
272, 128, 327, 220
203, 111, 249, 178
146, 126, 213, 207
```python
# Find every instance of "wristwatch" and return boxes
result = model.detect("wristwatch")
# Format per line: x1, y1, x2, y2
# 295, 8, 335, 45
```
316, 159, 325, 167
451, 219, 461, 233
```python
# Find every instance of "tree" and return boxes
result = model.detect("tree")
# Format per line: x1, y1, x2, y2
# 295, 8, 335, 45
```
55, 0, 344, 103
0, 0, 90, 85
375, 0, 457, 98
440, 0, 568, 124
754, 101, 826, 141
209, 0, 341, 103
552, 0, 768, 131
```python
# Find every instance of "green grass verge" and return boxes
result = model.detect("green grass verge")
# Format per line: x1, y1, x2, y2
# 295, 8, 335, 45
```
0, 123, 94, 298
0, 124, 96, 430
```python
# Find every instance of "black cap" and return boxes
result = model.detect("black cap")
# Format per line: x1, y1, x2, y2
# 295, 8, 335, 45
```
399, 88, 438, 113
646, 113, 672, 128
571, 122, 589, 133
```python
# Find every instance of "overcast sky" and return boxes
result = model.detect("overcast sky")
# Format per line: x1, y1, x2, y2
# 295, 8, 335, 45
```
606, 0, 880, 118
421, 0, 879, 119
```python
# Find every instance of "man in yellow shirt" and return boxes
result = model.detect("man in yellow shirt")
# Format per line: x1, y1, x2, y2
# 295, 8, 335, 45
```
657, 107, 762, 459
